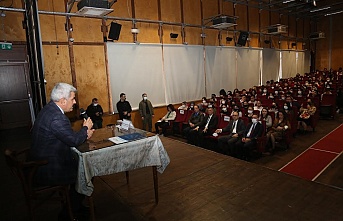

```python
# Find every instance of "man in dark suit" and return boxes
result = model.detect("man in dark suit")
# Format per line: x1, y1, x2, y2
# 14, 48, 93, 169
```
215, 111, 246, 156
235, 114, 263, 161
30, 82, 94, 220
183, 105, 204, 145
197, 107, 218, 148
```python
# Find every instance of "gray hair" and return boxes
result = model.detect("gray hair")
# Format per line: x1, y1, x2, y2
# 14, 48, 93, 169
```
51, 83, 77, 102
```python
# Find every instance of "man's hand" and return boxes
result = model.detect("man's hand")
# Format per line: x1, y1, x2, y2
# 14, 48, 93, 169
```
127, 113, 131, 116
193, 126, 199, 131
141, 116, 144, 120
215, 129, 222, 133
123, 111, 127, 115
189, 123, 194, 127
95, 112, 100, 116
87, 129, 95, 139
232, 133, 238, 138
83, 117, 93, 130
203, 127, 208, 133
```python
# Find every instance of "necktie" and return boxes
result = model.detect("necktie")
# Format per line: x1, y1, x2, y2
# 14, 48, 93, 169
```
205, 115, 212, 128
247, 123, 256, 137
232, 121, 237, 133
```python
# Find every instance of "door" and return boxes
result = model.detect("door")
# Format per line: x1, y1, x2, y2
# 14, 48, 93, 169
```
0, 63, 32, 129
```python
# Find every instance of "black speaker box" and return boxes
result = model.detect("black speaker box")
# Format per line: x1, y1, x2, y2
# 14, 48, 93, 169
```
108, 22, 122, 40
237, 31, 249, 47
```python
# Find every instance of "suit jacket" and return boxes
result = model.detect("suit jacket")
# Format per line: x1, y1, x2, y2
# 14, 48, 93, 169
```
30, 101, 88, 186
200, 114, 218, 132
116, 100, 132, 120
222, 119, 246, 136
243, 122, 263, 140
188, 112, 204, 127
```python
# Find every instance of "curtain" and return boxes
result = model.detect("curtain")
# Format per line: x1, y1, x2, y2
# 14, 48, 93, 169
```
205, 46, 236, 96
107, 43, 166, 111
262, 48, 280, 84
281, 51, 297, 79
236, 48, 261, 89
163, 45, 206, 103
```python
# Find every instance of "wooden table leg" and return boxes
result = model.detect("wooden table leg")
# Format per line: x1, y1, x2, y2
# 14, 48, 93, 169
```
87, 195, 95, 221
125, 171, 129, 184
152, 166, 158, 204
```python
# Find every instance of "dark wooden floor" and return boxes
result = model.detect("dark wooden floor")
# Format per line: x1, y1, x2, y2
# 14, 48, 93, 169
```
1, 114, 343, 221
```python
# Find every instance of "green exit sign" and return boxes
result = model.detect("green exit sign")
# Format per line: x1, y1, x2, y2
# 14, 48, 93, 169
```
0, 42, 12, 50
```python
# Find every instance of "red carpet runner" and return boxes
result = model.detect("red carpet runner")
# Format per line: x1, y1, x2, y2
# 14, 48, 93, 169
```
279, 124, 343, 181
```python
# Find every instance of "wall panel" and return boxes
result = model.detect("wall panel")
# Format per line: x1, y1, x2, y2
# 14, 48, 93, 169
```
288, 16, 296, 37
162, 25, 182, 44
2, 11, 26, 41
72, 17, 103, 42
43, 45, 72, 99
136, 23, 160, 43
73, 45, 109, 112
39, 15, 68, 42
204, 29, 219, 46
260, 10, 269, 30
202, 0, 219, 22
183, 0, 201, 25
135, 0, 158, 20
249, 7, 259, 33
271, 12, 279, 25
235, 4, 247, 31
222, 1, 234, 16
184, 27, 202, 45
161, 0, 181, 22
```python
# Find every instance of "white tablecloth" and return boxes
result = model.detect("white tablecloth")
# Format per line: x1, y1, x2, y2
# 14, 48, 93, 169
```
72, 135, 170, 196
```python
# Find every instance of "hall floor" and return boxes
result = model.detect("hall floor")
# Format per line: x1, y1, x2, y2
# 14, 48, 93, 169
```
1, 114, 342, 221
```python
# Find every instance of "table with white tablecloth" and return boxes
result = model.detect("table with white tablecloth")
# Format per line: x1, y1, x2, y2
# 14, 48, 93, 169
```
72, 129, 170, 202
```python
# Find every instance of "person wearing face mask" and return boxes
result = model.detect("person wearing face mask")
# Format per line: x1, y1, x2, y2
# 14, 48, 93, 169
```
220, 104, 229, 116
86, 98, 103, 129
178, 101, 188, 111
245, 106, 254, 119
235, 114, 263, 161
155, 104, 176, 136
139, 93, 154, 132
116, 93, 132, 120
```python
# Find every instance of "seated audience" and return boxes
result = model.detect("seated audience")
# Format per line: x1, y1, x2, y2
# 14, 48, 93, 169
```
254, 100, 263, 113
215, 111, 246, 156
235, 114, 263, 161
155, 104, 176, 136
184, 105, 204, 145
231, 105, 242, 118
245, 106, 254, 119
178, 101, 188, 110
197, 107, 218, 147
220, 104, 229, 116
297, 99, 317, 133
260, 108, 273, 130
188, 102, 195, 111
265, 111, 291, 154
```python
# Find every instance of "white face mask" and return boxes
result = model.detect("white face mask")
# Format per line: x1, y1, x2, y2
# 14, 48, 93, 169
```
222, 108, 227, 111
248, 110, 253, 114
284, 106, 288, 110
221, 101, 226, 104
93, 103, 98, 106
143, 96, 147, 100
251, 118, 258, 124
263, 90, 267, 93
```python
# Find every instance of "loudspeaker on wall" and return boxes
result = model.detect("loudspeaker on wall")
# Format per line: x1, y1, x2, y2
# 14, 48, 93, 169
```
237, 31, 249, 47
108, 22, 122, 40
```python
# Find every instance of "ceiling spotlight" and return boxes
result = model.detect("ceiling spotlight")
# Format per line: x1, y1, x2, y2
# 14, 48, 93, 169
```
131, 28, 140, 34
170, 33, 179, 39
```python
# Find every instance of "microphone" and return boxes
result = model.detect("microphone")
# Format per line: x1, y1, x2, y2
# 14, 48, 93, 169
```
80, 108, 88, 119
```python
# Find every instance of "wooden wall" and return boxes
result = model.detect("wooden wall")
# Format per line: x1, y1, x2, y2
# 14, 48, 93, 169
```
316, 13, 343, 70
2, 0, 314, 129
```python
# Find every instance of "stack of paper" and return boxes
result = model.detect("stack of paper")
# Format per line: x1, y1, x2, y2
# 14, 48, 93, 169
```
108, 136, 128, 144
